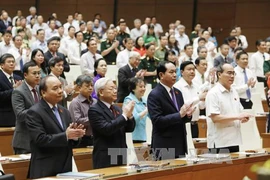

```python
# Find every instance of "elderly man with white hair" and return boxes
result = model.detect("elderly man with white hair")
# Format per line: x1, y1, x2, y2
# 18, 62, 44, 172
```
88, 77, 135, 169
117, 51, 145, 103
175, 24, 190, 51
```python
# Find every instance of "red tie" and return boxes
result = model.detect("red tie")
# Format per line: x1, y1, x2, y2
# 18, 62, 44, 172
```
110, 105, 116, 118
32, 89, 39, 103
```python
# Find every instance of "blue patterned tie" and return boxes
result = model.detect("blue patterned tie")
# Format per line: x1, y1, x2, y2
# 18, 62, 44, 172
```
243, 69, 251, 99
170, 88, 179, 111
52, 106, 63, 129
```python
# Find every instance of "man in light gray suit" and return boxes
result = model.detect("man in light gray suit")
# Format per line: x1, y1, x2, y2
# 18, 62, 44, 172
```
214, 44, 234, 68
12, 61, 41, 154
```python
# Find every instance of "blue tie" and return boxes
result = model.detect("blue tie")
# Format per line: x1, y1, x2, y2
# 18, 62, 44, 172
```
52, 106, 64, 129
170, 88, 179, 111
243, 69, 251, 99
20, 59, 23, 72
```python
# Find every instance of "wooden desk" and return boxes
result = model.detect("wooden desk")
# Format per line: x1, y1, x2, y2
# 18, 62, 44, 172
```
37, 149, 270, 180
261, 133, 270, 148
263, 100, 268, 112
198, 115, 268, 138
0, 127, 14, 156
1, 148, 92, 180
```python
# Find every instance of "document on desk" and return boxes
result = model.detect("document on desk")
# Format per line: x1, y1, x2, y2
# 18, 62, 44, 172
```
56, 172, 101, 179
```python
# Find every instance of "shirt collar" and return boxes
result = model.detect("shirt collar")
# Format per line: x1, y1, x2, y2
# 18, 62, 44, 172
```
25, 81, 37, 91
2, 70, 13, 79
220, 54, 226, 59
50, 72, 60, 78
160, 82, 172, 94
78, 93, 92, 103
216, 82, 232, 93
235, 65, 245, 72
45, 100, 57, 109
179, 77, 193, 88
100, 100, 111, 109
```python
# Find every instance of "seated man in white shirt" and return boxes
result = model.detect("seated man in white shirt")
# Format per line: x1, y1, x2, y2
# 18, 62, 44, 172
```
0, 30, 13, 57
31, 29, 48, 52
67, 31, 87, 65
116, 38, 133, 68
130, 19, 144, 41
233, 51, 256, 109
174, 61, 207, 138
205, 63, 252, 153
32, 15, 49, 36
178, 44, 193, 65
80, 39, 103, 76
175, 25, 190, 51
59, 26, 76, 56
45, 19, 58, 41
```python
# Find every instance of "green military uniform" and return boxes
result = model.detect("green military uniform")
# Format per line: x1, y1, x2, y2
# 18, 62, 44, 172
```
154, 47, 167, 61
100, 39, 120, 65
189, 31, 198, 44
116, 32, 130, 50
138, 56, 160, 88
83, 31, 99, 42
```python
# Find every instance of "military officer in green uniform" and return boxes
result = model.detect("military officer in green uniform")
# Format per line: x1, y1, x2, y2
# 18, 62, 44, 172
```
139, 43, 160, 88
154, 35, 168, 61
101, 29, 120, 65
83, 21, 99, 43
116, 20, 130, 50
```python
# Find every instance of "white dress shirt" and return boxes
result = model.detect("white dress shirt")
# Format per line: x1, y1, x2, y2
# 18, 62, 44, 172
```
174, 78, 204, 122
130, 28, 145, 41
249, 51, 269, 78
58, 36, 76, 56
45, 28, 59, 41
80, 51, 103, 76
178, 53, 194, 66
193, 69, 212, 92
31, 40, 48, 52
116, 49, 131, 68
140, 24, 148, 36
32, 23, 49, 35
238, 35, 248, 49
7, 46, 30, 71
0, 41, 14, 57
205, 82, 243, 148
175, 33, 190, 51
153, 23, 163, 37
67, 41, 87, 65
63, 22, 79, 37
233, 66, 256, 99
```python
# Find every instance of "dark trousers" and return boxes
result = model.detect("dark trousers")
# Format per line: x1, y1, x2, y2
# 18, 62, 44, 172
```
191, 122, 199, 138
240, 98, 253, 109
77, 135, 93, 148
257, 76, 267, 87
13, 147, 30, 155
209, 145, 239, 153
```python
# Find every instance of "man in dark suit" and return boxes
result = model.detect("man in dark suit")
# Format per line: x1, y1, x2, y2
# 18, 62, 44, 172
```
0, 53, 22, 127
214, 44, 233, 68
12, 61, 41, 154
44, 36, 70, 79
26, 76, 85, 179
117, 51, 145, 103
147, 61, 194, 159
0, 12, 12, 34
88, 78, 135, 169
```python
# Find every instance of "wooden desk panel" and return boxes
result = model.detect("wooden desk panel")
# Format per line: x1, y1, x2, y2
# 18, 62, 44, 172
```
263, 100, 268, 112
198, 119, 207, 138
0, 127, 14, 156
261, 133, 270, 148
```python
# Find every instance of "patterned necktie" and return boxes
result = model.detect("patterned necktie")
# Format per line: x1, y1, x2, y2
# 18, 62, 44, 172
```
93, 55, 96, 61
110, 105, 116, 118
31, 89, 39, 103
170, 88, 179, 111
52, 106, 63, 129
201, 74, 205, 84
224, 57, 227, 63
9, 76, 14, 86
243, 69, 251, 99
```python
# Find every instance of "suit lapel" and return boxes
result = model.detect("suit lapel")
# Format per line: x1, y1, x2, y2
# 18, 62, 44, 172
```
22, 82, 35, 104
41, 99, 65, 131
98, 100, 115, 120
158, 84, 178, 111
0, 70, 13, 88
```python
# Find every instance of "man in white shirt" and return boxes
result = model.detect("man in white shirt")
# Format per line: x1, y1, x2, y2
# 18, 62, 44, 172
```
67, 31, 87, 65
80, 39, 103, 76
31, 29, 47, 52
45, 20, 58, 41
205, 63, 252, 153
8, 35, 30, 78
174, 61, 207, 138
130, 19, 144, 41
26, 6, 37, 25
151, 16, 163, 38
175, 25, 190, 51
140, 17, 151, 36
233, 51, 256, 109
32, 15, 49, 36
178, 44, 193, 65
12, 10, 23, 26
0, 31, 13, 57
63, 15, 78, 37
249, 39, 269, 85
59, 26, 76, 56
116, 38, 133, 68
235, 26, 248, 49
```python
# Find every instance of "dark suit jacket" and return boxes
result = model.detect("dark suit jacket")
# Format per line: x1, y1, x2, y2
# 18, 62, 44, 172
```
88, 100, 135, 169
0, 70, 22, 127
214, 55, 233, 68
26, 99, 76, 179
12, 82, 39, 152
147, 83, 191, 159
44, 51, 70, 79
0, 20, 12, 34
117, 64, 138, 103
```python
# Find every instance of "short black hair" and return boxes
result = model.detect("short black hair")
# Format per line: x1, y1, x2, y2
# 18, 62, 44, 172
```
75, 31, 83, 38
75, 74, 93, 86
68, 26, 75, 31
156, 61, 174, 80
13, 35, 22, 42
3, 30, 12, 35
23, 61, 38, 74
180, 61, 194, 71
86, 38, 96, 47
36, 29, 44, 35
184, 44, 192, 50
164, 50, 176, 61
47, 36, 61, 44
128, 77, 146, 94
198, 37, 206, 43
255, 39, 265, 47
48, 56, 64, 68
226, 36, 237, 43
194, 57, 206, 65
234, 47, 244, 53
17, 28, 24, 34
0, 53, 14, 64
145, 43, 155, 50
236, 51, 248, 60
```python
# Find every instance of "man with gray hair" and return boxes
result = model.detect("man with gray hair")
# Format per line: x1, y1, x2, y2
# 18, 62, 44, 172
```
130, 19, 144, 41
117, 51, 145, 103
26, 6, 37, 25
88, 77, 135, 169
175, 24, 190, 51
